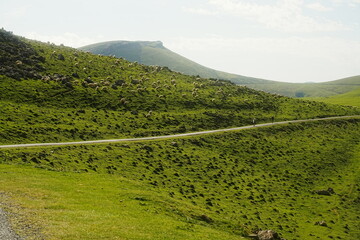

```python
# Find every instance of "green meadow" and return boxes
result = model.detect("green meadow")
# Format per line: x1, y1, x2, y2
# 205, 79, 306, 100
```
1, 118, 360, 239
1, 29, 360, 239
1, 29, 359, 145
306, 87, 360, 107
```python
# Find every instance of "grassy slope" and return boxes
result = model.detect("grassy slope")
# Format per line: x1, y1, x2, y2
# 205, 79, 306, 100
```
306, 87, 360, 107
1, 30, 360, 239
1, 118, 360, 240
80, 41, 360, 98
245, 75, 360, 98
1, 30, 359, 145
80, 41, 273, 85
0, 166, 242, 240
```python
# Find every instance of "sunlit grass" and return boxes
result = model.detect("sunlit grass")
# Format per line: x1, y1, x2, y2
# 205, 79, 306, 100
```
0, 165, 243, 240
306, 87, 360, 107
1, 119, 360, 239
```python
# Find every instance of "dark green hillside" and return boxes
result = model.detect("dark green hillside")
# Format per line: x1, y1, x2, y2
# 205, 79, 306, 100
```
1, 29, 359, 145
1, 118, 360, 239
80, 40, 272, 85
0, 29, 45, 80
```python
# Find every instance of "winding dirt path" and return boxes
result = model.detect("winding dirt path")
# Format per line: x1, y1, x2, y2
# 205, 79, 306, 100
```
1, 115, 359, 149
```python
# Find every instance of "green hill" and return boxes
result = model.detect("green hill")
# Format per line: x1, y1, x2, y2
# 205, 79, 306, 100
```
2, 119, 360, 240
246, 75, 360, 99
79, 40, 273, 85
2, 29, 358, 145
80, 41, 360, 98
306, 86, 360, 107
1, 29, 360, 240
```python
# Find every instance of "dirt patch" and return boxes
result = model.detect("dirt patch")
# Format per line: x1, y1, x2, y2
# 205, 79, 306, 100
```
0, 192, 45, 240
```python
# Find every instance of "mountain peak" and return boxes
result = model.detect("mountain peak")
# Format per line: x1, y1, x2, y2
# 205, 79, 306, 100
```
140, 40, 164, 48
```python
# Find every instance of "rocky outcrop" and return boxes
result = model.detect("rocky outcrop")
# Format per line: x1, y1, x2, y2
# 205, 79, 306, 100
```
257, 230, 281, 240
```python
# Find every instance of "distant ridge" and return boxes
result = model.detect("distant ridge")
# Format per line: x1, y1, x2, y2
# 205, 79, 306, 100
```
80, 41, 360, 98
246, 75, 360, 99
79, 40, 272, 85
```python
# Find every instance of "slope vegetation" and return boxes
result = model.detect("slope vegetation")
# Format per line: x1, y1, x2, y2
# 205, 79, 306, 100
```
80, 41, 360, 98
1, 119, 360, 239
1, 29, 360, 239
80, 41, 273, 85
306, 82, 360, 107
246, 75, 360, 98
1, 29, 358, 145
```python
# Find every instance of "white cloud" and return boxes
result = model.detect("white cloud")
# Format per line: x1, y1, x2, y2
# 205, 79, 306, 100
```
330, 0, 360, 7
206, 0, 347, 32
306, 2, 332, 12
5, 5, 29, 18
167, 36, 360, 82
349, 0, 360, 7
24, 32, 105, 48
182, 6, 217, 16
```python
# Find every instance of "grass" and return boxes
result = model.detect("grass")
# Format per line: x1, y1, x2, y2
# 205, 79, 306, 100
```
80, 40, 360, 98
1, 29, 360, 240
245, 75, 360, 98
0, 165, 244, 240
1, 118, 360, 239
1, 29, 359, 145
79, 40, 271, 85
306, 87, 360, 107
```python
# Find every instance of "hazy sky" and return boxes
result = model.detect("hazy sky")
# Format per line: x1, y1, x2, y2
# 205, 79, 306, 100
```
1, 0, 359, 82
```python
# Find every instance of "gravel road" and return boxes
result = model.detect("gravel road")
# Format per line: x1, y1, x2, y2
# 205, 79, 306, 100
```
0, 208, 22, 240
0, 115, 359, 149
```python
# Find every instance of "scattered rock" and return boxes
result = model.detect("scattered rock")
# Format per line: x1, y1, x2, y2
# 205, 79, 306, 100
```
257, 230, 281, 240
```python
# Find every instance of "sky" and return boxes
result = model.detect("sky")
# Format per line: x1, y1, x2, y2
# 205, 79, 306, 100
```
1, 0, 359, 83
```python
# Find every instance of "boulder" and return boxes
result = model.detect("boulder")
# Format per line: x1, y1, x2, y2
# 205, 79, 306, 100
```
257, 230, 280, 240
